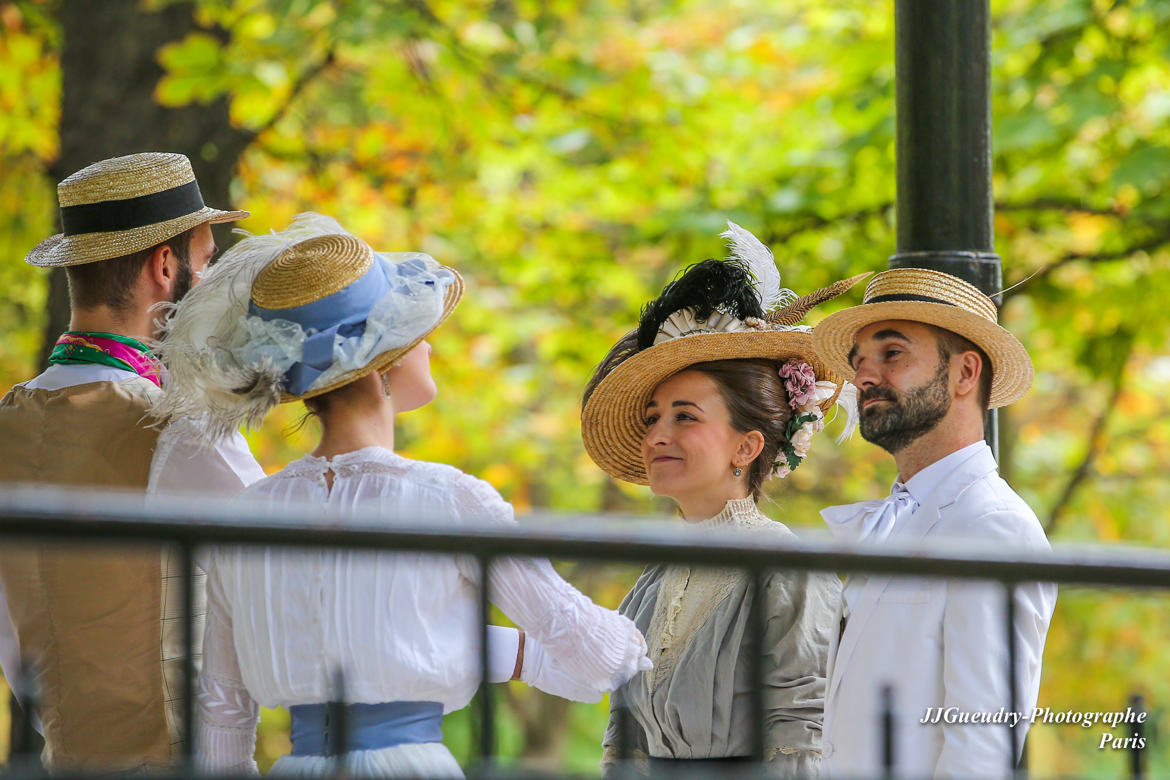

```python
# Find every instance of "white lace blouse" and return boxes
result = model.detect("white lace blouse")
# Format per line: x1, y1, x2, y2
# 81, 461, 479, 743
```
197, 447, 648, 773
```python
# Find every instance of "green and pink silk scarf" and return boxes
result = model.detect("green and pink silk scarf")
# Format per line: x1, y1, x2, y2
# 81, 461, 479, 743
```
48, 331, 162, 388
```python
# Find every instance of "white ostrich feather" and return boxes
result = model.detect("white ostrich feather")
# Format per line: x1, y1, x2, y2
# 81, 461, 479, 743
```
149, 212, 352, 443
720, 221, 797, 312
831, 382, 860, 443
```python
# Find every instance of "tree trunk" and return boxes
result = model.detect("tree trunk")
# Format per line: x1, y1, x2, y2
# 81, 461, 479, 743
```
39, 0, 251, 369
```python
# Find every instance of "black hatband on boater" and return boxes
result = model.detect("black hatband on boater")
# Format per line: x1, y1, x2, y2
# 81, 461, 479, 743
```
866, 293, 956, 306
60, 180, 205, 236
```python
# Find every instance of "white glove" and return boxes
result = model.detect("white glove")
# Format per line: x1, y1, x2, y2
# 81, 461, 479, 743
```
486, 625, 522, 683
520, 635, 608, 703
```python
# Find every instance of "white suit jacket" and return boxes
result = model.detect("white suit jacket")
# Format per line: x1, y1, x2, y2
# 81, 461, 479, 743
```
821, 444, 1057, 779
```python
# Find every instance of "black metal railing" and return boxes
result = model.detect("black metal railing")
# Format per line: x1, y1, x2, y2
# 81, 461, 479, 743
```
0, 488, 1163, 778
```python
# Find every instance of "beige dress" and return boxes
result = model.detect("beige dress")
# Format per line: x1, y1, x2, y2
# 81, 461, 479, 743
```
602, 497, 841, 777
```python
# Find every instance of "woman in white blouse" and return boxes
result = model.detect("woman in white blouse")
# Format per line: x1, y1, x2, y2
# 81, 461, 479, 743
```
153, 213, 650, 777
580, 224, 861, 777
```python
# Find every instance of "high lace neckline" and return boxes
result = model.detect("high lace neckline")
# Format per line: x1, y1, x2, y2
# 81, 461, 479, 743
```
692, 496, 762, 530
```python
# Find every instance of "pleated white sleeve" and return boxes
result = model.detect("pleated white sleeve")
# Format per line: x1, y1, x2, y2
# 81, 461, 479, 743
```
196, 567, 260, 775
451, 473, 650, 694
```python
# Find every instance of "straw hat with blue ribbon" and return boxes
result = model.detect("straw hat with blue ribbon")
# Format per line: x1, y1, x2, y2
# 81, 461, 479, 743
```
26, 152, 248, 267
151, 212, 463, 440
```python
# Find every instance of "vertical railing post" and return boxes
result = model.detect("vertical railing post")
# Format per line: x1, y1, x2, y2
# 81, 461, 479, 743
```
327, 667, 348, 769
180, 542, 197, 768
477, 554, 495, 767
1129, 693, 1145, 780
748, 566, 766, 764
880, 683, 895, 780
1005, 583, 1021, 777
891, 0, 1001, 455
613, 704, 634, 779
11, 663, 41, 770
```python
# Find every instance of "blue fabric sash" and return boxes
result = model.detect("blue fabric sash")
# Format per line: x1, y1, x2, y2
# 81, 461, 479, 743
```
288, 701, 444, 756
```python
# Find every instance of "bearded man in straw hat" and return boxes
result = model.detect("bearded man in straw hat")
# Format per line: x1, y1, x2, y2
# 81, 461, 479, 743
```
810, 268, 1057, 779
0, 152, 264, 770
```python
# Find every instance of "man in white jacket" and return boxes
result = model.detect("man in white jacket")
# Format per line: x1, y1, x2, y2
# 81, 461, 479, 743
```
811, 268, 1057, 779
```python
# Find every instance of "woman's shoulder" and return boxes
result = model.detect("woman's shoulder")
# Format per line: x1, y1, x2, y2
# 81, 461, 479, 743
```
360, 450, 511, 518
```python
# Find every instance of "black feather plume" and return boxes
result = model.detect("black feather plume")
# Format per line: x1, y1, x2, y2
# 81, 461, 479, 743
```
635, 259, 764, 350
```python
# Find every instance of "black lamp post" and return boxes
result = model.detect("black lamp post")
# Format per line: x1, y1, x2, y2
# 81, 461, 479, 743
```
890, 0, 1000, 455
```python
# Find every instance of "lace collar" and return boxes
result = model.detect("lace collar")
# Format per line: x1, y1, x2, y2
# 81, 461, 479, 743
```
691, 496, 767, 530
645, 497, 776, 692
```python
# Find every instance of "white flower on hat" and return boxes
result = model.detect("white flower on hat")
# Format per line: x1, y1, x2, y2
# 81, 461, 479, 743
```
790, 427, 815, 458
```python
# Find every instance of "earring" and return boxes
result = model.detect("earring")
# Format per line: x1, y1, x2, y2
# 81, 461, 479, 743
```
733, 466, 743, 477
380, 373, 392, 398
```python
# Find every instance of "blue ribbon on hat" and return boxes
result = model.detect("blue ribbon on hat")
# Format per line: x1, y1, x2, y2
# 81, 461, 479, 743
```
248, 256, 440, 395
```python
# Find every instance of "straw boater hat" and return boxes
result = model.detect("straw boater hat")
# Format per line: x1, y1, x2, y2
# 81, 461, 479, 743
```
152, 212, 463, 441
582, 222, 868, 485
812, 267, 1033, 408
26, 152, 248, 267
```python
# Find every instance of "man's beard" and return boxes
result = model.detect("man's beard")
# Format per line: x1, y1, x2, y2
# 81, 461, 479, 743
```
858, 358, 951, 455
171, 255, 194, 304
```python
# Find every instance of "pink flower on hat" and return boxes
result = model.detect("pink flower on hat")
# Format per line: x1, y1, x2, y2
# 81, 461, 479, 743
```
779, 360, 817, 408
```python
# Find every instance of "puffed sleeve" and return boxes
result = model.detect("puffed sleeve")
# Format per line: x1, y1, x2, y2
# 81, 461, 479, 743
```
195, 563, 260, 775
149, 417, 267, 498
760, 568, 841, 778
451, 474, 650, 694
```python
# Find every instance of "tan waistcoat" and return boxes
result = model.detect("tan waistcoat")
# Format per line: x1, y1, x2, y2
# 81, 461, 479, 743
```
0, 378, 171, 771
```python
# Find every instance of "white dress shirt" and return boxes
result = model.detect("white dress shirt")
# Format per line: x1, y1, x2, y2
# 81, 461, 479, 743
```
901, 440, 987, 506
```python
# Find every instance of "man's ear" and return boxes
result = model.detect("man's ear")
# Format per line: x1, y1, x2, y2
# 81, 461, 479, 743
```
736, 430, 766, 466
953, 350, 983, 400
143, 243, 176, 296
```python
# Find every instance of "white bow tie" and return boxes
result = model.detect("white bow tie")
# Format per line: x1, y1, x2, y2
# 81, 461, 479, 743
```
822, 481, 918, 544
823, 483, 918, 614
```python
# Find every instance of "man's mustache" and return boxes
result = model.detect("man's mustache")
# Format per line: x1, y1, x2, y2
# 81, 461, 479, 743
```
858, 386, 899, 405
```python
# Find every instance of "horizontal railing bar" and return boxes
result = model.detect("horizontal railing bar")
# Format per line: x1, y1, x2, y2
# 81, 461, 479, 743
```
0, 490, 1169, 589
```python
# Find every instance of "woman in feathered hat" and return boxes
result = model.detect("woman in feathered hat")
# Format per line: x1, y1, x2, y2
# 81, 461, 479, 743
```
152, 213, 650, 778
582, 224, 863, 777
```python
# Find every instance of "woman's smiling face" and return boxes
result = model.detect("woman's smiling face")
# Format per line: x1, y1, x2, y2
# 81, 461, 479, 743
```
641, 370, 749, 516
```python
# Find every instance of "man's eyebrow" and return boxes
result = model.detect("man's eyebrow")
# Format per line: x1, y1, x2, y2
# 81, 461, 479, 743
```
871, 328, 910, 342
852, 328, 912, 366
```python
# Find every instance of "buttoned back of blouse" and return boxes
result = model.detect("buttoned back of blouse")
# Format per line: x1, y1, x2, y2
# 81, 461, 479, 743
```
601, 497, 842, 778
197, 448, 647, 773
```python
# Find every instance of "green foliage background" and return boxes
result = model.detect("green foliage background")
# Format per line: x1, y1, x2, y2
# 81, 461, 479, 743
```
2, 0, 1169, 775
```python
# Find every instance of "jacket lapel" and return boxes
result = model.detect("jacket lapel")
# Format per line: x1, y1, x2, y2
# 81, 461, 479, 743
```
826, 566, 886, 706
